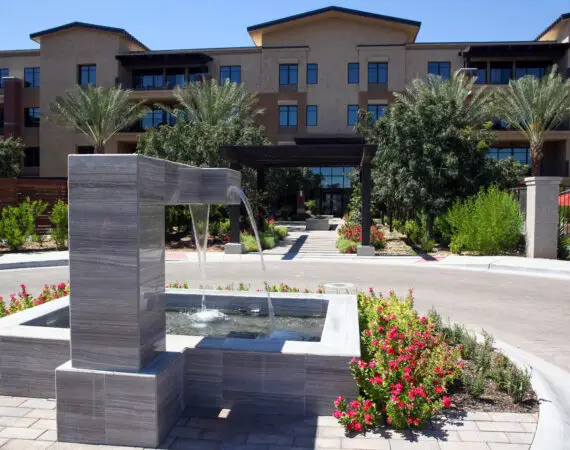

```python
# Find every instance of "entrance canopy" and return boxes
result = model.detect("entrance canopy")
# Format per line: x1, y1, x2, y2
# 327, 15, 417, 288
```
221, 136, 376, 169
221, 136, 377, 248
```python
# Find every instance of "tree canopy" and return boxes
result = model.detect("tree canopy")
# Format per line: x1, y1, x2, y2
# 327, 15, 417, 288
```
47, 84, 150, 153
0, 137, 25, 178
492, 65, 570, 176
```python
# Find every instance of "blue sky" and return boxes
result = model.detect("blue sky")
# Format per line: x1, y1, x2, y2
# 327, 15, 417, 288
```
1, 0, 568, 51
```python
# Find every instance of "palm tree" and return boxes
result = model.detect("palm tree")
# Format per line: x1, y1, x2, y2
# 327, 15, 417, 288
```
493, 66, 570, 176
47, 84, 150, 153
171, 78, 264, 126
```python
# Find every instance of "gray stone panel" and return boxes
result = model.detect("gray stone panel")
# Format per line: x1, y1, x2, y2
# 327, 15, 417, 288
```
184, 348, 223, 408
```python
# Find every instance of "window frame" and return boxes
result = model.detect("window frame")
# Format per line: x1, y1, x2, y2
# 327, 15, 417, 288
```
427, 61, 451, 80
0, 68, 9, 89
307, 63, 318, 85
220, 65, 241, 84
141, 109, 166, 129
279, 64, 298, 86
78, 64, 96, 86
368, 62, 388, 84
367, 104, 386, 122
24, 67, 40, 88
347, 105, 359, 126
24, 107, 40, 128
490, 63, 513, 85
24, 147, 40, 168
278, 105, 298, 127
306, 105, 318, 126
348, 63, 359, 84
487, 147, 531, 166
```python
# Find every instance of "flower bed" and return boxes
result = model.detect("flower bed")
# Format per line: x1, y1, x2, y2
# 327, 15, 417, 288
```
333, 289, 537, 434
0, 283, 69, 318
337, 222, 386, 254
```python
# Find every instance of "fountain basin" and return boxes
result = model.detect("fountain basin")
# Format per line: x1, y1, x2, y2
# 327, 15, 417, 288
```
0, 290, 359, 416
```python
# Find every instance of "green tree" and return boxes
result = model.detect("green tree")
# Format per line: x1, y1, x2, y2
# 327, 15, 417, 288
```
493, 66, 570, 176
358, 72, 495, 236
0, 137, 25, 178
47, 84, 150, 153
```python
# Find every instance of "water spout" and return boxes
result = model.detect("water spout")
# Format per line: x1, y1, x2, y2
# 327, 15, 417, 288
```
228, 186, 275, 329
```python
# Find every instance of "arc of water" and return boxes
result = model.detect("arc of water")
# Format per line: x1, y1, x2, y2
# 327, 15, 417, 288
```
189, 204, 210, 310
228, 186, 275, 330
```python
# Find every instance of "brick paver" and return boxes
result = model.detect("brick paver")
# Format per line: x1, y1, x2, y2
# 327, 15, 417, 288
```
0, 395, 537, 449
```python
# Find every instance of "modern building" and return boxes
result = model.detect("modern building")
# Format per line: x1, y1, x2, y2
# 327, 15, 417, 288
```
0, 6, 569, 215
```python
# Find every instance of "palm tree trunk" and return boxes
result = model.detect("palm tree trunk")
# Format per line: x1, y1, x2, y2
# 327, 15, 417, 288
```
94, 144, 104, 154
530, 144, 542, 177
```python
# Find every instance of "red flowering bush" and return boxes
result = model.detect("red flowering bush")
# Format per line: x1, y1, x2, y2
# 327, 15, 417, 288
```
334, 289, 462, 432
0, 282, 69, 318
338, 222, 386, 250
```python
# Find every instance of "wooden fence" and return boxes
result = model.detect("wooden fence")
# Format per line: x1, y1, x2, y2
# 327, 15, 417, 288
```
0, 178, 68, 234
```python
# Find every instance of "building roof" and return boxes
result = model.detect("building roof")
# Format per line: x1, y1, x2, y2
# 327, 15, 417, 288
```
30, 22, 149, 51
536, 13, 570, 41
460, 41, 569, 59
247, 6, 421, 46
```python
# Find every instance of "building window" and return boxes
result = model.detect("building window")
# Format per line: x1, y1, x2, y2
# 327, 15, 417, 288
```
78, 65, 96, 86
348, 63, 359, 84
188, 71, 209, 83
24, 67, 40, 87
279, 105, 297, 127
77, 146, 94, 154
307, 64, 318, 85
428, 62, 451, 80
141, 109, 165, 129
368, 62, 388, 84
367, 104, 386, 122
133, 70, 163, 90
0, 69, 8, 88
165, 69, 185, 88
487, 147, 530, 166
220, 66, 241, 84
473, 62, 487, 85
490, 63, 512, 85
24, 147, 40, 167
515, 63, 548, 79
306, 105, 318, 126
279, 64, 298, 85
24, 107, 40, 127
347, 105, 359, 126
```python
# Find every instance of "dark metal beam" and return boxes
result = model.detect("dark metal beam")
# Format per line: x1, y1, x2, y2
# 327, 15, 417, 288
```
361, 160, 372, 247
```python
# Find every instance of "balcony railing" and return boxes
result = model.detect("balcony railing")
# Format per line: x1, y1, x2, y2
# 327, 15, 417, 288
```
119, 73, 212, 90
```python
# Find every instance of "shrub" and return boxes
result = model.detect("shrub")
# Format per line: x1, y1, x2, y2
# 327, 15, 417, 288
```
336, 237, 358, 254
49, 200, 68, 250
402, 217, 435, 253
240, 232, 259, 252
338, 223, 386, 250
218, 218, 231, 238
0, 198, 48, 251
305, 199, 317, 213
445, 186, 523, 255
490, 354, 532, 404
0, 282, 69, 318
334, 290, 462, 431
259, 231, 276, 250
559, 205, 570, 224
274, 225, 288, 241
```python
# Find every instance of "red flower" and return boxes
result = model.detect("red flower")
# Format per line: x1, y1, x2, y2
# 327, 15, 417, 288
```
434, 386, 443, 394
334, 396, 344, 407
350, 400, 360, 409
364, 414, 373, 424
333, 410, 342, 418
363, 400, 373, 411
353, 422, 363, 432
442, 396, 451, 408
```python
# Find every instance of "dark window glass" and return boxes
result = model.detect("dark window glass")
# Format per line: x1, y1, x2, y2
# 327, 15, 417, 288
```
427, 62, 451, 80
474, 67, 487, 84
368, 62, 388, 84
307, 64, 318, 85
279, 64, 298, 85
24, 107, 40, 127
133, 71, 163, 89
306, 105, 317, 126
77, 146, 94, 154
24, 67, 40, 87
220, 66, 241, 84
188, 71, 208, 83
348, 63, 359, 84
24, 147, 40, 167
487, 147, 530, 166
347, 105, 359, 126
279, 105, 297, 126
78, 65, 96, 86
0, 69, 9, 88
490, 63, 512, 84
165, 69, 185, 88
367, 104, 386, 122
141, 109, 165, 129
515, 63, 547, 80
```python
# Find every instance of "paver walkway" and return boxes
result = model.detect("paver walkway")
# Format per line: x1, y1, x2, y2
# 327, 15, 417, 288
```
0, 395, 538, 449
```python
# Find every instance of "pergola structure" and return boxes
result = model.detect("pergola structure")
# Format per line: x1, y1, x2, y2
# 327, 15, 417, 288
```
221, 136, 377, 249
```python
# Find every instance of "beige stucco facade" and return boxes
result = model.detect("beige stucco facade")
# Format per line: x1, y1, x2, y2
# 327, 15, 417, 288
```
0, 7, 569, 178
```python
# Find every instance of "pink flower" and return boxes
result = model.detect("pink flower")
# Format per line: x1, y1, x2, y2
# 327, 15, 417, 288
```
364, 414, 373, 424
371, 339, 379, 346
353, 422, 363, 432
333, 410, 342, 418
386, 417, 392, 424
334, 396, 344, 407
363, 400, 373, 411
434, 386, 443, 394
358, 360, 367, 369
350, 358, 357, 364
350, 400, 360, 409
442, 396, 451, 409
368, 361, 376, 368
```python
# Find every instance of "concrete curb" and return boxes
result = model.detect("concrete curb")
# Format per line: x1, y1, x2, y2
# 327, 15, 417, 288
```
491, 338, 570, 450
0, 258, 69, 270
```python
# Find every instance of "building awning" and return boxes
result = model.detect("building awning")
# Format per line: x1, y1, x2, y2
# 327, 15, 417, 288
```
116, 52, 212, 67
459, 42, 569, 59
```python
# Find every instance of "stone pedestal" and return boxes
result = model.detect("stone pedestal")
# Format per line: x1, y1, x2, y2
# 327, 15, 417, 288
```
357, 245, 375, 257
525, 176, 562, 259
225, 242, 244, 254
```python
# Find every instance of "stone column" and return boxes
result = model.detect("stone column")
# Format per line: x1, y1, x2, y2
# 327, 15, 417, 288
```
357, 160, 375, 256
525, 176, 562, 259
